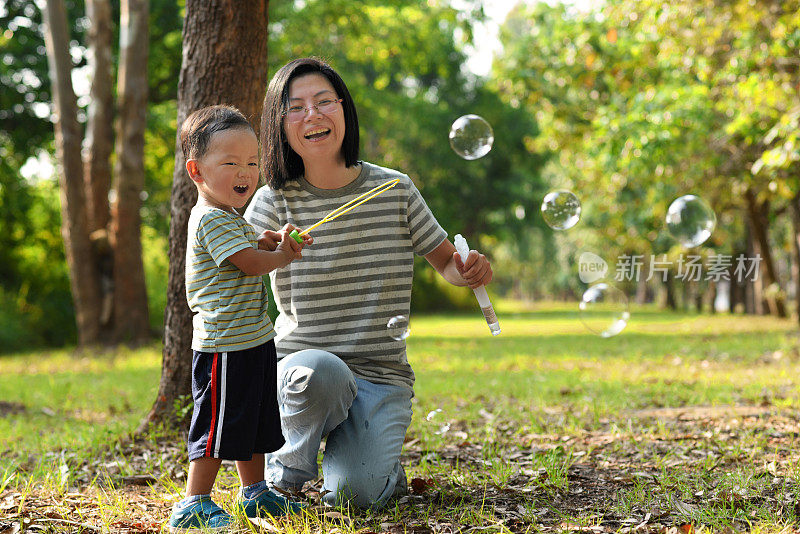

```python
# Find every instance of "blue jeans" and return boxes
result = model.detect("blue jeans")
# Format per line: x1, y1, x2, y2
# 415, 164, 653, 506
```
265, 349, 413, 508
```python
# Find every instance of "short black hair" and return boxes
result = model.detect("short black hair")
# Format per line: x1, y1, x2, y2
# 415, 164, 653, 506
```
180, 104, 254, 161
261, 57, 359, 189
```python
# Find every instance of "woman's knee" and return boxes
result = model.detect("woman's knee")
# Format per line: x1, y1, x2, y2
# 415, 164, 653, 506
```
278, 349, 357, 407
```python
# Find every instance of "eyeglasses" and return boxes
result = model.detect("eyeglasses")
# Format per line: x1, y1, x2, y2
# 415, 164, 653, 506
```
283, 98, 343, 123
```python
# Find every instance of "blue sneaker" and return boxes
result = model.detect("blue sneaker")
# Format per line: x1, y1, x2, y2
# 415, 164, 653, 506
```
167, 496, 232, 532
235, 487, 305, 518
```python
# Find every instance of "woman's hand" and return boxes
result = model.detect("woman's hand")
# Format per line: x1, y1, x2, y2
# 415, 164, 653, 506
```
453, 250, 493, 289
257, 229, 282, 251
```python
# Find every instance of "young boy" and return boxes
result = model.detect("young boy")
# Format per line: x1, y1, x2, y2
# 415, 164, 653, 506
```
168, 105, 311, 531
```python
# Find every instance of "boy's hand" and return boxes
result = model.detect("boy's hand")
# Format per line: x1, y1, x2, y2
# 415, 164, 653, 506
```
258, 225, 313, 251
453, 250, 493, 289
275, 224, 312, 266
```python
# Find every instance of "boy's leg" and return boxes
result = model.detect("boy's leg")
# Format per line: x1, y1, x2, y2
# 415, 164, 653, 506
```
321, 378, 412, 509
186, 457, 222, 496
236, 454, 265, 488
265, 349, 357, 490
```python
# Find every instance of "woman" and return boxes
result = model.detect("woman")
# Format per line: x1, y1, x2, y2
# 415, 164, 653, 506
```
244, 57, 493, 508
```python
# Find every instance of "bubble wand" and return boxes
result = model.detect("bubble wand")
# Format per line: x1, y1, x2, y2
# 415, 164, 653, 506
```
288, 178, 400, 243
454, 234, 501, 336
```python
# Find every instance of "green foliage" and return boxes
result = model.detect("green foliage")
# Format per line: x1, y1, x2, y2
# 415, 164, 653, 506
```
142, 225, 169, 332
410, 258, 475, 313
490, 0, 800, 299
0, 176, 75, 351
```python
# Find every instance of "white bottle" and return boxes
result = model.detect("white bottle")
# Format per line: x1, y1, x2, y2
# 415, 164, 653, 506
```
453, 234, 501, 336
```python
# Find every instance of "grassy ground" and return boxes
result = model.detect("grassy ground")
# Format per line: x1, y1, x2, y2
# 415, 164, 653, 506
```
1, 301, 799, 532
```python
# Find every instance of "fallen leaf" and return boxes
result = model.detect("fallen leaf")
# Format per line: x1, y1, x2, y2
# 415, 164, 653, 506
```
409, 477, 434, 494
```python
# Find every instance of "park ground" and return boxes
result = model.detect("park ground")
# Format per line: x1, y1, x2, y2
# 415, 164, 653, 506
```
1, 301, 800, 533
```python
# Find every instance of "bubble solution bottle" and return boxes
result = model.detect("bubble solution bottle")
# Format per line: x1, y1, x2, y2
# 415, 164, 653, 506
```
454, 234, 501, 336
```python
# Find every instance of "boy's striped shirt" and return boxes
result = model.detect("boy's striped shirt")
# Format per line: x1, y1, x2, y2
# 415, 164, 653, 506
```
244, 162, 447, 390
186, 205, 275, 352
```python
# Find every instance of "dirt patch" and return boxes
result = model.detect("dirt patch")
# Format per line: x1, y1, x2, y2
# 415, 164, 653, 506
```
0, 401, 26, 417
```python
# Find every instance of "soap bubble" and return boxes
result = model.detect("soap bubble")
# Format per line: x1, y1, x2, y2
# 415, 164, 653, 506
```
425, 408, 450, 435
387, 315, 410, 340
579, 283, 630, 337
665, 195, 716, 248
541, 190, 582, 230
426, 408, 443, 421
449, 114, 494, 160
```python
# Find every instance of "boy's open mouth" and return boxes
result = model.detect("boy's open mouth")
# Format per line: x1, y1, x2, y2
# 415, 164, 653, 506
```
233, 185, 249, 194
304, 127, 330, 140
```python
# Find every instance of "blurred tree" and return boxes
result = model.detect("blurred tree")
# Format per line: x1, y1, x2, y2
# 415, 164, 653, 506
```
0, 0, 182, 349
41, 0, 151, 345
140, 0, 269, 430
494, 1, 797, 314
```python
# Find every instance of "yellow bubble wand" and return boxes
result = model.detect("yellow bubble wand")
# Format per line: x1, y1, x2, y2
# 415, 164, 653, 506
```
289, 178, 400, 243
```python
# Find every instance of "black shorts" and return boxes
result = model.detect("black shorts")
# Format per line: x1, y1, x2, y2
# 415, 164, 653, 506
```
187, 340, 284, 461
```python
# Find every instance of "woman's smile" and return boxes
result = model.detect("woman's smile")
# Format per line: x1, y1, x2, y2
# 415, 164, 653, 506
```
304, 127, 331, 141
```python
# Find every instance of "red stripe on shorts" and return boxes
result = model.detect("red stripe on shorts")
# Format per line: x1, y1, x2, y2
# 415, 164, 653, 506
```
205, 352, 219, 456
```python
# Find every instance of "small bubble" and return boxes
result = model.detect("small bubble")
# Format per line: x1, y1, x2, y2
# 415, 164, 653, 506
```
387, 315, 410, 340
541, 190, 581, 230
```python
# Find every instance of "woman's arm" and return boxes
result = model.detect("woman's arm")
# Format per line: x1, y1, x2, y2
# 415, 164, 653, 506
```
424, 239, 493, 289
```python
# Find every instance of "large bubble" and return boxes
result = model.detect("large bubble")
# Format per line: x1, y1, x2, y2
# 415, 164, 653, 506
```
579, 283, 630, 337
387, 315, 410, 341
665, 195, 716, 248
541, 190, 582, 230
449, 114, 494, 160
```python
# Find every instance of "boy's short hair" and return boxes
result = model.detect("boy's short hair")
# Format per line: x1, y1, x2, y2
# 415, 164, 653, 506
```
180, 104, 254, 161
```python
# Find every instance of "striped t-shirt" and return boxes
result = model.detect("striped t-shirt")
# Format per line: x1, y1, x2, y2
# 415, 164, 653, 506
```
186, 205, 275, 352
244, 162, 447, 390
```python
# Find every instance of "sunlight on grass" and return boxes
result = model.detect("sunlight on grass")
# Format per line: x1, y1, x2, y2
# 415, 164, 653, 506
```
1, 303, 799, 532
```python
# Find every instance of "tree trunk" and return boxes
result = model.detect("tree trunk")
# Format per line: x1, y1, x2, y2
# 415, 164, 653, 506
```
664, 270, 677, 310
84, 0, 115, 331
744, 188, 787, 317
84, 0, 114, 234
745, 227, 760, 314
139, 0, 269, 432
791, 192, 800, 324
111, 0, 151, 344
635, 255, 648, 305
42, 0, 103, 345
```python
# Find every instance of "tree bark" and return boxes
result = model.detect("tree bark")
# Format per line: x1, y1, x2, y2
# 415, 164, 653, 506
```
791, 192, 800, 323
42, 0, 103, 345
84, 0, 114, 234
139, 0, 269, 431
744, 188, 787, 318
84, 0, 115, 331
663, 271, 677, 310
111, 0, 151, 343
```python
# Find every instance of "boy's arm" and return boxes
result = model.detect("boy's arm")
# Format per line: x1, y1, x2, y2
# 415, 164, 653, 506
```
424, 239, 493, 289
228, 227, 311, 276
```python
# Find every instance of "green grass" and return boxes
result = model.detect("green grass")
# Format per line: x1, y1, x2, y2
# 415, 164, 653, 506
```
1, 301, 799, 532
